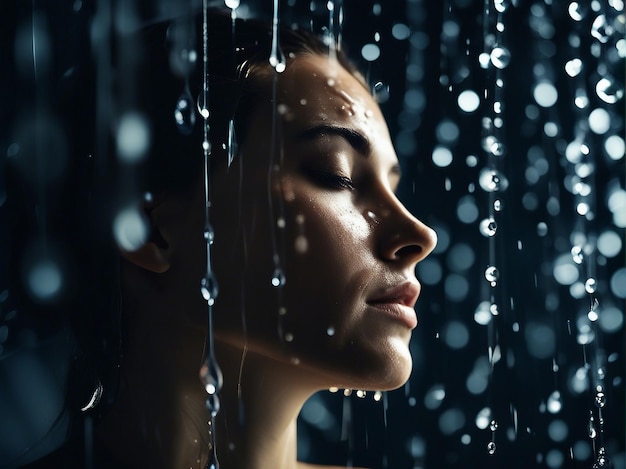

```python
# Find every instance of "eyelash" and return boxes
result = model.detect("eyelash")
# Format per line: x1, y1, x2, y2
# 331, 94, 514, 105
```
313, 170, 355, 191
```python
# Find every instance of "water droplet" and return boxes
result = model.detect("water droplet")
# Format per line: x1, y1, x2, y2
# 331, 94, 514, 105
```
374, 82, 390, 103
479, 217, 498, 237
80, 380, 104, 412
596, 77, 624, 104
591, 15, 613, 43
204, 224, 215, 244
595, 392, 606, 408
585, 278, 597, 294
490, 303, 499, 316
571, 245, 584, 264
494, 199, 502, 211
199, 358, 223, 395
227, 119, 238, 167
490, 46, 511, 69
489, 420, 498, 431
174, 92, 196, 135
479, 168, 509, 192
271, 268, 286, 287
487, 441, 496, 455
327, 327, 335, 336
201, 272, 219, 305
485, 266, 499, 286
225, 0, 240, 8
588, 413, 598, 439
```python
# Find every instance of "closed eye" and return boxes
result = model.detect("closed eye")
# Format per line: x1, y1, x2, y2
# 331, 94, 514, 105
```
308, 169, 355, 191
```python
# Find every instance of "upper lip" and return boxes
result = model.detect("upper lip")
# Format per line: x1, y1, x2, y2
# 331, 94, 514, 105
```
367, 281, 421, 308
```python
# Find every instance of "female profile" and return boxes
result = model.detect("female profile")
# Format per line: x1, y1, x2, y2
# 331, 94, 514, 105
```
6, 8, 436, 469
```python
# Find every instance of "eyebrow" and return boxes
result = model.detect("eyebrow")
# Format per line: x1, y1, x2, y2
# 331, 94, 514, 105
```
297, 124, 402, 178
298, 124, 371, 156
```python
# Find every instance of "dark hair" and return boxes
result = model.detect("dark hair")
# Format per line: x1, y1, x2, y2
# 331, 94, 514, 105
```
2, 8, 365, 466
128, 9, 363, 196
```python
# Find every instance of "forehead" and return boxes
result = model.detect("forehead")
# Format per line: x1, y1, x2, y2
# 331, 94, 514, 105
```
275, 54, 393, 146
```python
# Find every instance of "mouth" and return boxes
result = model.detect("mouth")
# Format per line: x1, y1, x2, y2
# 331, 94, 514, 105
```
366, 281, 421, 329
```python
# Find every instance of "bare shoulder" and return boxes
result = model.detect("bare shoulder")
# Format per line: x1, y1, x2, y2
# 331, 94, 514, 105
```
297, 463, 368, 469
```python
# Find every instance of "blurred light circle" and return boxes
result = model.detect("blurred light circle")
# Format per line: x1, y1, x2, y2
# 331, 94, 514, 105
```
443, 321, 469, 349
546, 449, 564, 467
553, 254, 579, 285
361, 43, 380, 61
610, 268, 626, 298
116, 112, 150, 162
458, 90, 480, 112
432, 146, 453, 167
604, 135, 625, 160
424, 384, 446, 410
572, 440, 592, 461
446, 243, 475, 271
533, 81, 558, 107
565, 58, 583, 77
391, 23, 410, 40
474, 301, 492, 325
436, 120, 460, 144
588, 108, 611, 134
417, 258, 443, 285
547, 420, 568, 442
597, 230, 622, 257
438, 408, 465, 435
444, 274, 469, 302
598, 306, 624, 333
113, 207, 148, 252
525, 322, 555, 359
456, 196, 479, 224
475, 407, 492, 429
28, 259, 62, 300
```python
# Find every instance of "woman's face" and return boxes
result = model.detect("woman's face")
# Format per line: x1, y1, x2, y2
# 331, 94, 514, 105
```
209, 54, 437, 391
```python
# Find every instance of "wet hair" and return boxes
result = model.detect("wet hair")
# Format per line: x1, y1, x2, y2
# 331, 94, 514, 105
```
131, 9, 364, 196
2, 8, 365, 465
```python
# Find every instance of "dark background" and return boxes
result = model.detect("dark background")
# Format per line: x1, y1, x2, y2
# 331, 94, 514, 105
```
1, 1, 624, 468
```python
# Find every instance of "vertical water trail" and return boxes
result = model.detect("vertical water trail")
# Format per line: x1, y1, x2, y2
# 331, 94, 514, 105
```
196, 2, 222, 468
267, 0, 287, 343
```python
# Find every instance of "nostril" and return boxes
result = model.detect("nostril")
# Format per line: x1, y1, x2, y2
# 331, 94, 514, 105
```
394, 244, 422, 260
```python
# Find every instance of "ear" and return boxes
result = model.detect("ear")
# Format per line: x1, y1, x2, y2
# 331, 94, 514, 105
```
118, 198, 171, 274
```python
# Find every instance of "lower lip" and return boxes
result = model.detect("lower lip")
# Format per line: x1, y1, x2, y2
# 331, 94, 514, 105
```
367, 302, 418, 329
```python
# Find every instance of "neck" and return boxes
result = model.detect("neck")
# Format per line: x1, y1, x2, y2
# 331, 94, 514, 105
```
213, 340, 315, 469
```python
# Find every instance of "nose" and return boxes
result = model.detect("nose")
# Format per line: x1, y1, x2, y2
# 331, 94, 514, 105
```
374, 196, 437, 266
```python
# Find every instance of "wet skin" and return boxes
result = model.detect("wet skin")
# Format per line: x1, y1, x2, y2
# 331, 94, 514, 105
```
210, 54, 437, 391
109, 53, 437, 468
